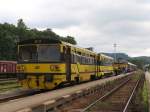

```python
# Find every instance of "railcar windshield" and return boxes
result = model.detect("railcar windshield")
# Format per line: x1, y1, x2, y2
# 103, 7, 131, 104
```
18, 45, 60, 62
19, 45, 37, 62
38, 45, 60, 62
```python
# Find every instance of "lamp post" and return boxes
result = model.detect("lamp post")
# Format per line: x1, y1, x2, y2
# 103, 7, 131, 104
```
113, 43, 117, 62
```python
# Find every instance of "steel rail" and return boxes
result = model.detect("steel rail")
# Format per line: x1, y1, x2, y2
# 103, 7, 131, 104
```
81, 77, 131, 112
123, 75, 142, 112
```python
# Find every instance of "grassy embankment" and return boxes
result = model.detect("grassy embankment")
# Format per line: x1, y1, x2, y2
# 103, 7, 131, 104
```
0, 80, 21, 93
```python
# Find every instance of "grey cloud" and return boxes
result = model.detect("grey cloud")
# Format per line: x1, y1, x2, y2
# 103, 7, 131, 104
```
0, 0, 150, 56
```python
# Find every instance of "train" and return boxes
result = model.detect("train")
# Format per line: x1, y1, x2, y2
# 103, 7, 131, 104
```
0, 61, 17, 79
16, 38, 137, 90
113, 61, 137, 75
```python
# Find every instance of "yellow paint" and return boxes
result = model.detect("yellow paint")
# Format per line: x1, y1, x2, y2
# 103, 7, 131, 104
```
18, 63, 99, 89
17, 63, 66, 73
18, 63, 115, 89
100, 66, 114, 72
20, 75, 66, 89
71, 64, 96, 81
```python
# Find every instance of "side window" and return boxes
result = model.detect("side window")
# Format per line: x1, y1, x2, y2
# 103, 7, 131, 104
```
82, 56, 85, 64
61, 47, 66, 61
83, 56, 86, 64
91, 58, 93, 64
92, 58, 94, 64
86, 57, 88, 64
71, 54, 74, 63
79, 56, 82, 63
75, 54, 77, 63
81, 56, 83, 64
88, 58, 90, 64
101, 60, 104, 66
77, 55, 79, 63
93, 58, 95, 65
88, 58, 91, 64
89, 58, 92, 64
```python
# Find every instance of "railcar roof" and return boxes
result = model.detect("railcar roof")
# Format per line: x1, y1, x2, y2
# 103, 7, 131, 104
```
61, 41, 97, 54
18, 38, 97, 55
18, 38, 62, 44
128, 62, 137, 66
99, 53, 114, 60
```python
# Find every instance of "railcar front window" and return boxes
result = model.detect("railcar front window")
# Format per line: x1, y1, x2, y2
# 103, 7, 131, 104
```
19, 45, 60, 62
38, 45, 60, 62
19, 45, 37, 62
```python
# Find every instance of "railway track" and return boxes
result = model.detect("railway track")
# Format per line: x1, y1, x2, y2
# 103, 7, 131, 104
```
0, 78, 17, 84
56, 72, 143, 112
83, 73, 143, 112
0, 78, 20, 93
0, 78, 17, 81
0, 79, 47, 103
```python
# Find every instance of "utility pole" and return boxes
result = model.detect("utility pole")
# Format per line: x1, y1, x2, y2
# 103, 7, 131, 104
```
113, 43, 117, 62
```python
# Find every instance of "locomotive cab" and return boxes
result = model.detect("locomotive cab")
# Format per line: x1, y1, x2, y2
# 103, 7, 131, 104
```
17, 39, 69, 89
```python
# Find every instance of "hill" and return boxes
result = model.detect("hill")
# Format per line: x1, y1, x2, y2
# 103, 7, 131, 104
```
102, 53, 130, 60
102, 52, 150, 69
128, 56, 150, 69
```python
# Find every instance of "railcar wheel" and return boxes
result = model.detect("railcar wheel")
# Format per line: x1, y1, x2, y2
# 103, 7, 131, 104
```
90, 75, 96, 80
75, 77, 80, 83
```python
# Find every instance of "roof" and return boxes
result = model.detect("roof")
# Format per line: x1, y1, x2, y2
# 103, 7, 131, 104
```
61, 41, 97, 55
0, 61, 17, 63
18, 38, 97, 55
100, 53, 114, 60
18, 38, 62, 45
128, 62, 137, 66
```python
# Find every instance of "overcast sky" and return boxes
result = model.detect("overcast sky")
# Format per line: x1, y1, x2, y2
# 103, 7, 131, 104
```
0, 0, 150, 57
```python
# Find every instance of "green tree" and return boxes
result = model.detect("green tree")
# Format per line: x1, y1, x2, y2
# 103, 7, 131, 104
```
17, 19, 27, 29
0, 19, 77, 60
17, 19, 29, 41
62, 36, 77, 45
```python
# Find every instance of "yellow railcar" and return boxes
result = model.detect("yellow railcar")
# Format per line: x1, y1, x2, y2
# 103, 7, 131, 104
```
17, 38, 128, 90
97, 54, 114, 77
17, 39, 98, 89
127, 62, 137, 72
113, 61, 137, 74
113, 62, 127, 74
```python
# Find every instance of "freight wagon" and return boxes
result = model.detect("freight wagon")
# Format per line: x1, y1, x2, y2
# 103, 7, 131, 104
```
0, 61, 17, 78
